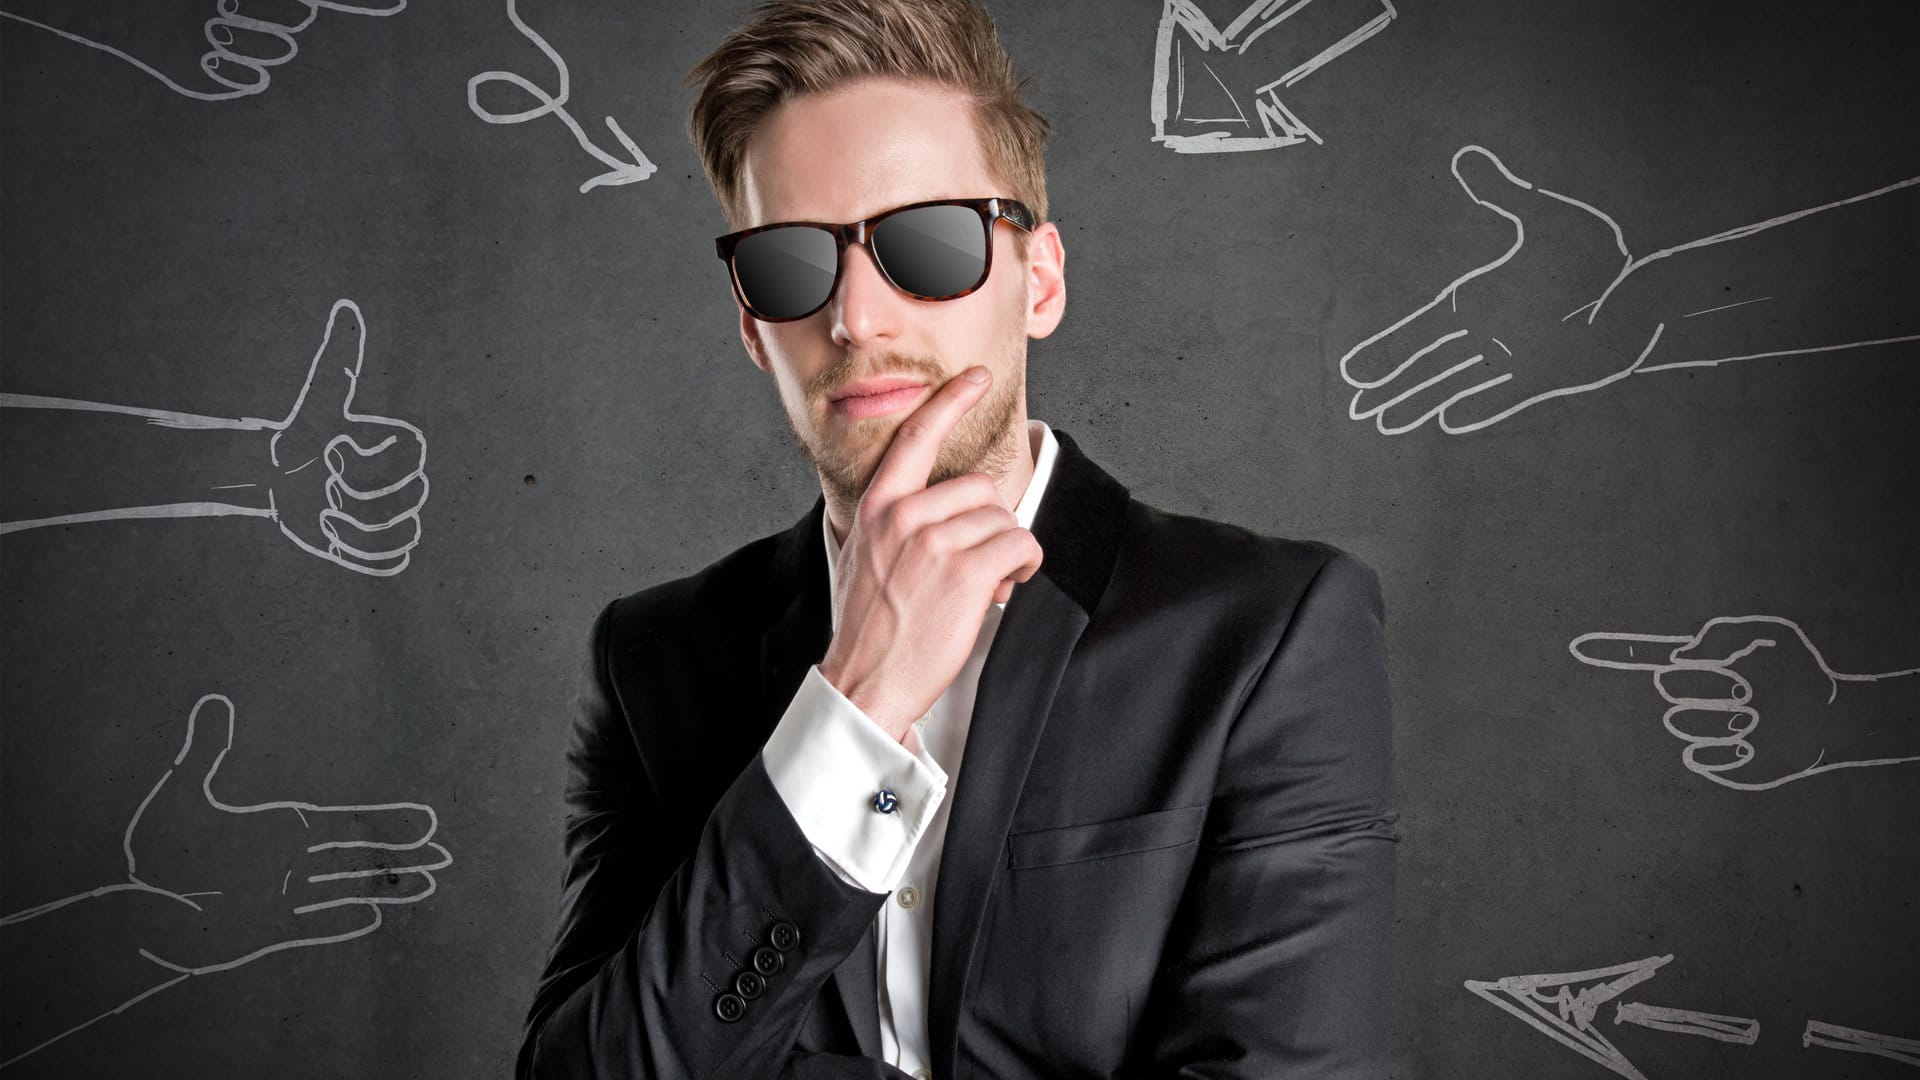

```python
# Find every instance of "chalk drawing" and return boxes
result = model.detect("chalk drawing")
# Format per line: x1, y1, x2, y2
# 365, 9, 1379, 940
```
1570, 615, 1920, 791
1804, 1020, 1920, 1068
466, 0, 656, 194
0, 693, 452, 1068
0, 0, 404, 102
1338, 145, 1920, 434
0, 298, 429, 577
1151, 0, 1395, 152
1466, 954, 1758, 1080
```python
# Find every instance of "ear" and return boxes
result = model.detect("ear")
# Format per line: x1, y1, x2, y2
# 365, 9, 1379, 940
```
738, 305, 772, 374
1021, 222, 1066, 341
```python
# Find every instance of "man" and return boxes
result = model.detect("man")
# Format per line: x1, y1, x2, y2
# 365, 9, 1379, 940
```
517, 1, 1398, 1077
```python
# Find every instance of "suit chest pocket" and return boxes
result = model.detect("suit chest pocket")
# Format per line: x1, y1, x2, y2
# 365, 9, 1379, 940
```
1005, 803, 1206, 871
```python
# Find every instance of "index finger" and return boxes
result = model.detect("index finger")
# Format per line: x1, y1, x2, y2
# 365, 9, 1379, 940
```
1568, 629, 1692, 672
865, 366, 991, 500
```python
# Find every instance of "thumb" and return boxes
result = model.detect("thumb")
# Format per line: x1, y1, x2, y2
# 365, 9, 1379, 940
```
1450, 144, 1536, 216
1670, 615, 1797, 666
172, 693, 239, 792
284, 298, 369, 426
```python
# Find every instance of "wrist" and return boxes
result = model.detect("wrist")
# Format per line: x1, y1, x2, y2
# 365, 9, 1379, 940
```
817, 658, 913, 739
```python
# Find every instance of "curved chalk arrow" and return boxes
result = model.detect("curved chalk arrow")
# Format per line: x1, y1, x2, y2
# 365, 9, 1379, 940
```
466, 0, 656, 193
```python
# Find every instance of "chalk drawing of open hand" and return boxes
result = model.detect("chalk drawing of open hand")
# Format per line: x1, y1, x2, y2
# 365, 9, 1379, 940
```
125, 693, 452, 975
0, 0, 405, 103
1339, 145, 1665, 434
265, 298, 428, 578
1571, 616, 1920, 791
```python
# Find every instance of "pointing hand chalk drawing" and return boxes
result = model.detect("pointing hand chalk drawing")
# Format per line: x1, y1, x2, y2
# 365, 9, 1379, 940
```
1338, 145, 1920, 434
1570, 615, 1920, 791
0, 298, 430, 578
1150, 0, 1396, 152
0, 693, 452, 1069
466, 0, 657, 194
0, 0, 405, 102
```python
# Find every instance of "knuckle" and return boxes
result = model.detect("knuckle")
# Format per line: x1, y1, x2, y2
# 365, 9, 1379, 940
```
901, 525, 936, 560
909, 523, 945, 556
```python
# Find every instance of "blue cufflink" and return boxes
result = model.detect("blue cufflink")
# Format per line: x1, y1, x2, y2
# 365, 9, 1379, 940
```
872, 788, 899, 814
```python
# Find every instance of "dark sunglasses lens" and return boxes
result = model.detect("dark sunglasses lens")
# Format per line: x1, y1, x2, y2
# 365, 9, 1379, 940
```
871, 204, 988, 299
732, 226, 839, 319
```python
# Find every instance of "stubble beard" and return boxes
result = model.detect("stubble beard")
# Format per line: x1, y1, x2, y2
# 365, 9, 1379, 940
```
786, 349, 1025, 510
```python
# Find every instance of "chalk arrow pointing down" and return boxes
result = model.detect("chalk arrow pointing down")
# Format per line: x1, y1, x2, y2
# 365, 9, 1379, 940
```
1150, 0, 1396, 152
1465, 954, 1760, 1080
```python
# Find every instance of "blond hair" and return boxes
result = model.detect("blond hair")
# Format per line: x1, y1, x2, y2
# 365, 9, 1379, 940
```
684, 0, 1051, 259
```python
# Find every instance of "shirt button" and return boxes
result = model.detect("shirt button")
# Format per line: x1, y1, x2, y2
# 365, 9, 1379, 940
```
912, 1068, 932, 1080
896, 885, 920, 910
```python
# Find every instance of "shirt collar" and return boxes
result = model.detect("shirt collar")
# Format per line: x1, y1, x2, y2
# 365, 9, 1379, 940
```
824, 418, 1060, 630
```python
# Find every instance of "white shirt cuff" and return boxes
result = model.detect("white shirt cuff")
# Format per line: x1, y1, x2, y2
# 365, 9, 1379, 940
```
760, 664, 948, 893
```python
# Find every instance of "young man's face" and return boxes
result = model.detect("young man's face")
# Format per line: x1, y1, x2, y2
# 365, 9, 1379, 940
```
734, 75, 1064, 509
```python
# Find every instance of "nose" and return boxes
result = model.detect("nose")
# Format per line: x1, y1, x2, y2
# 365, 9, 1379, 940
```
829, 236, 904, 348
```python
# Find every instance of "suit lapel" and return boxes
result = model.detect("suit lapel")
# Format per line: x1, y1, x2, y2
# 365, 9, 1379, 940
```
927, 428, 1131, 1078
751, 429, 1132, 1071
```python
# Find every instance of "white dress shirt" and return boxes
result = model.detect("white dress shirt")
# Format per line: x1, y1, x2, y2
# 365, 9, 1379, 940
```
759, 419, 1061, 1079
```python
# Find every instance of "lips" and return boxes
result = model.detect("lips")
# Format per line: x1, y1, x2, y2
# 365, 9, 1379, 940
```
829, 375, 928, 403
829, 375, 932, 420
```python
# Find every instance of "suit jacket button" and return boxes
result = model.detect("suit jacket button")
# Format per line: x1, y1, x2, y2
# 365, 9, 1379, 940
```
734, 969, 766, 1000
714, 992, 746, 1023
769, 920, 801, 952
752, 945, 784, 977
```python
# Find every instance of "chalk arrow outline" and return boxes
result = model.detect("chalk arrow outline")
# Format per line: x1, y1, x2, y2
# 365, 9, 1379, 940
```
1466, 954, 1759, 1080
1150, 0, 1396, 153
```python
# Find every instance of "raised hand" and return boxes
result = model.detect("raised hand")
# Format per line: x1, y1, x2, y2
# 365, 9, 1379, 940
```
817, 367, 1044, 741
124, 692, 452, 974
1339, 145, 1664, 434
1570, 615, 1920, 791
264, 298, 429, 577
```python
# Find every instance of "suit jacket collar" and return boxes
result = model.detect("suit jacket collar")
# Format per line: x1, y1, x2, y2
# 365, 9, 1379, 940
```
755, 427, 1132, 1070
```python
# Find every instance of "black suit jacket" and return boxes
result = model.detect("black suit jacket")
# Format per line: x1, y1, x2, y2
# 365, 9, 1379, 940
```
517, 427, 1399, 1079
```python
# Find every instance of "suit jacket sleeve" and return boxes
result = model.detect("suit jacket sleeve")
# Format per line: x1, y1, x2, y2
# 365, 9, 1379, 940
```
1129, 548, 1401, 1077
516, 598, 911, 1079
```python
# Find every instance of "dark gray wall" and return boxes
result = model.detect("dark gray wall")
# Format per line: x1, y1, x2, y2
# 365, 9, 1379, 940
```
2, 1, 1915, 1077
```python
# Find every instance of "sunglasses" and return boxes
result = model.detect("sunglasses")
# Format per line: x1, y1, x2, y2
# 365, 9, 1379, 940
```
714, 196, 1035, 323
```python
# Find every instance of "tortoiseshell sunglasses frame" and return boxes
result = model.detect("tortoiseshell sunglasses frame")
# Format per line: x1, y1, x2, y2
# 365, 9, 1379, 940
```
714, 196, 1036, 322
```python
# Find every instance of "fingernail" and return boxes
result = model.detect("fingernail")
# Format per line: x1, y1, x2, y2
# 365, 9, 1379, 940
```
965, 367, 989, 383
